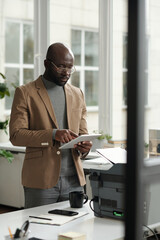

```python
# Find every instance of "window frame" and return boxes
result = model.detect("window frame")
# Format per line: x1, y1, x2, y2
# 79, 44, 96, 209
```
71, 27, 99, 112
4, 19, 34, 115
122, 33, 150, 108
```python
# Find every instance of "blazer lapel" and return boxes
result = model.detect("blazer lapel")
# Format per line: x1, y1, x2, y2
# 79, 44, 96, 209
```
35, 77, 58, 128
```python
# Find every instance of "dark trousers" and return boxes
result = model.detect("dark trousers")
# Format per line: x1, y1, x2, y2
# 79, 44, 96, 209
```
24, 175, 83, 208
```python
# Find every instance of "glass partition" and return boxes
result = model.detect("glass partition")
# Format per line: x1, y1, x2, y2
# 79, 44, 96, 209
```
144, 0, 160, 227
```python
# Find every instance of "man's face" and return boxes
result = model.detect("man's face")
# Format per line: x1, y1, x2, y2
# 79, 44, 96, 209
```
47, 51, 74, 86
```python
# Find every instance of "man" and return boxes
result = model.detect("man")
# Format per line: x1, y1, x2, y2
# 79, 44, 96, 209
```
9, 42, 92, 208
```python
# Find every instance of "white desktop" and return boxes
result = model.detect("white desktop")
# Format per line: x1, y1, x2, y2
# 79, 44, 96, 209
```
0, 201, 125, 240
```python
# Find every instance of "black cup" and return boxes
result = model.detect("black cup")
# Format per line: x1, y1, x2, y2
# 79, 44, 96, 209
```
69, 191, 88, 208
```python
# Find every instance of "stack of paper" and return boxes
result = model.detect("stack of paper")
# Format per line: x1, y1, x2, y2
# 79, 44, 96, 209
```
58, 232, 86, 240
96, 147, 127, 164
29, 211, 88, 226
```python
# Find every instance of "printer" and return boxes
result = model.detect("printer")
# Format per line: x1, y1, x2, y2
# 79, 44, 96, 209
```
89, 163, 126, 220
89, 163, 150, 222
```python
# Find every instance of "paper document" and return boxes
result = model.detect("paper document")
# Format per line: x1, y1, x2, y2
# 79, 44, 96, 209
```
29, 211, 88, 226
58, 231, 86, 240
83, 157, 111, 165
59, 134, 101, 149
96, 147, 127, 164
84, 151, 100, 160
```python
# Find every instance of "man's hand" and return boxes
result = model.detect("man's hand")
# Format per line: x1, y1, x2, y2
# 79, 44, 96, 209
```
55, 129, 78, 143
74, 141, 92, 154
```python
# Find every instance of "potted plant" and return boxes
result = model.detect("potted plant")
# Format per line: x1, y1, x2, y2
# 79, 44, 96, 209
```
96, 130, 112, 141
91, 130, 112, 151
0, 72, 14, 163
0, 72, 10, 140
0, 73, 10, 98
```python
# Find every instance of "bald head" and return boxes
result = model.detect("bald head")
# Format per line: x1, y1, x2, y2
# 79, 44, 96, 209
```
46, 42, 74, 62
43, 42, 75, 86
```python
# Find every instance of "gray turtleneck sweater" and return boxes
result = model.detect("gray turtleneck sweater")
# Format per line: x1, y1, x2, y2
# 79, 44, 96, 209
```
42, 76, 76, 177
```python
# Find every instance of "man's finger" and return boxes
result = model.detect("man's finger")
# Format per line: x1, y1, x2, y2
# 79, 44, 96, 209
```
69, 130, 78, 138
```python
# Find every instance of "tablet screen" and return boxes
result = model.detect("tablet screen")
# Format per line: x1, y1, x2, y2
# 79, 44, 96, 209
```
59, 134, 101, 149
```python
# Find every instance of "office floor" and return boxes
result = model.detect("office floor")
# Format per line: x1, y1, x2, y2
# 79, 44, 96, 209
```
0, 204, 20, 214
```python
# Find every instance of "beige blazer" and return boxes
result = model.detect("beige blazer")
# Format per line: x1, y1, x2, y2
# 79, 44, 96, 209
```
9, 76, 88, 189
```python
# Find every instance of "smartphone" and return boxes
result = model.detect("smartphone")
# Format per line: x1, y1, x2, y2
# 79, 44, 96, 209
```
48, 209, 78, 216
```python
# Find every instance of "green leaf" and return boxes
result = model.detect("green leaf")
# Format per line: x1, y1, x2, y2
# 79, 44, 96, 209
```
0, 149, 14, 163
0, 119, 9, 129
98, 135, 105, 140
0, 120, 9, 134
5, 90, 10, 97
0, 83, 10, 99
105, 134, 112, 141
0, 92, 5, 99
11, 82, 18, 89
0, 73, 6, 79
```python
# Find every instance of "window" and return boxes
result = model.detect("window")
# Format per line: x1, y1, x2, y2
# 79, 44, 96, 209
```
5, 20, 34, 110
71, 29, 99, 110
122, 34, 149, 106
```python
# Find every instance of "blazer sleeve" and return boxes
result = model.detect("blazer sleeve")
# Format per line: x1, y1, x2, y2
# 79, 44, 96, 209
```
9, 87, 53, 148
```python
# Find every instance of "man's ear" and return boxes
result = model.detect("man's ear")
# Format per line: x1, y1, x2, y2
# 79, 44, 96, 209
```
44, 59, 48, 68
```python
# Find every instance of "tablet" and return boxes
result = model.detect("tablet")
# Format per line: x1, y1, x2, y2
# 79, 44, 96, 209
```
59, 134, 101, 149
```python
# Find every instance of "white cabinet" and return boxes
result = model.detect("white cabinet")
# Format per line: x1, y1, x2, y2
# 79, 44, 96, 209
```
0, 152, 25, 208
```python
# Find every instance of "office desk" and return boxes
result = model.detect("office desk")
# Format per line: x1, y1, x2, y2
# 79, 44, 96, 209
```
0, 201, 125, 240
0, 142, 111, 207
